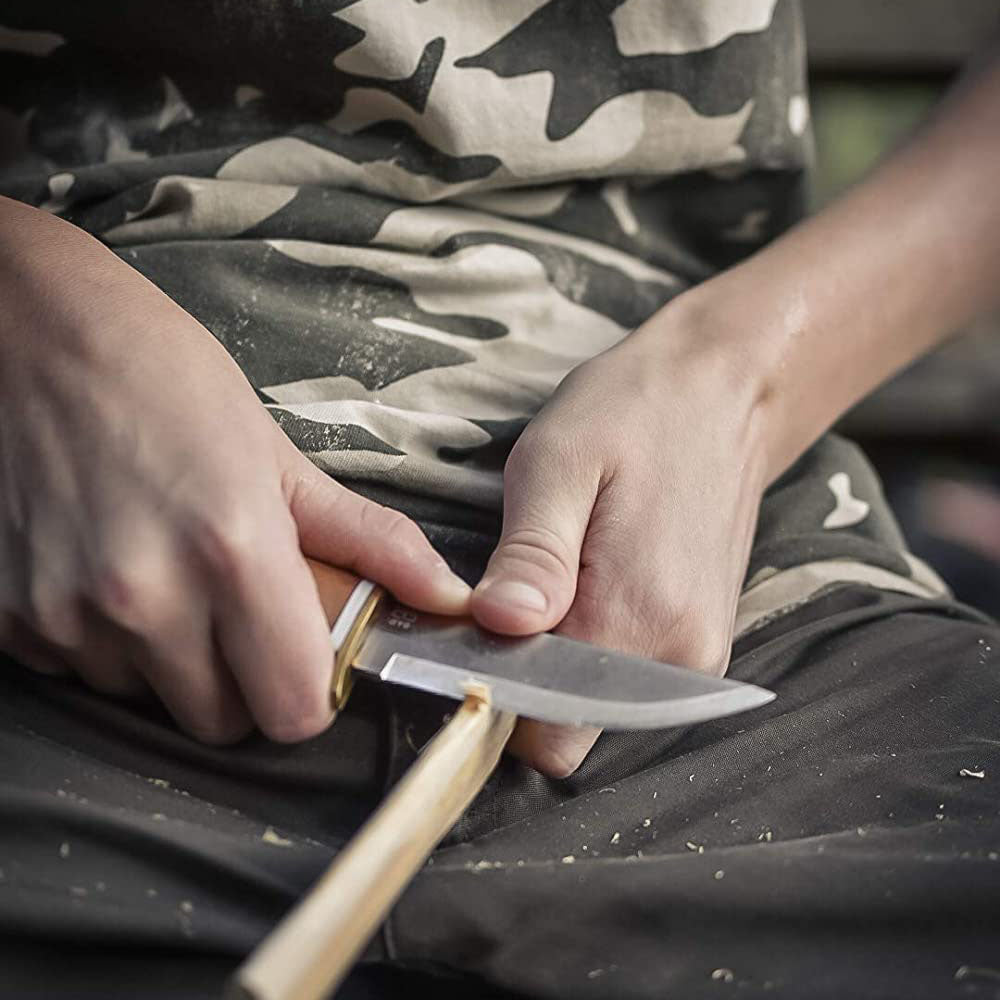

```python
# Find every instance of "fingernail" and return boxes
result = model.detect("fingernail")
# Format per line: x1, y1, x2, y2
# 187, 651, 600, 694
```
477, 579, 548, 613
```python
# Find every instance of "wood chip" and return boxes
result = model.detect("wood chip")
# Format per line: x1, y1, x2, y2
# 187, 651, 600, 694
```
262, 826, 293, 847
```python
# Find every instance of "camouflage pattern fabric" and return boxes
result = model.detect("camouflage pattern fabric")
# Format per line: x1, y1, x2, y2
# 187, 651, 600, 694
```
1, 0, 811, 511
0, 0, 947, 620
3, 5, 996, 998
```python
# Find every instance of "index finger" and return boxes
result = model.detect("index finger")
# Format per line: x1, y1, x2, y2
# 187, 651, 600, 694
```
206, 504, 336, 744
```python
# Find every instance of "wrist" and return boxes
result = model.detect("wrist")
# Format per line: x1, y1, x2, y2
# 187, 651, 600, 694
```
676, 250, 892, 484
630, 283, 776, 490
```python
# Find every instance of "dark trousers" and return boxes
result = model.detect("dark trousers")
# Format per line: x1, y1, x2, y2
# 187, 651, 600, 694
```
3, 436, 999, 1000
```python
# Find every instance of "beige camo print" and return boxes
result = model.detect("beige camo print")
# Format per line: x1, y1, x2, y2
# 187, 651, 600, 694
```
1, 0, 807, 506
0, 0, 947, 616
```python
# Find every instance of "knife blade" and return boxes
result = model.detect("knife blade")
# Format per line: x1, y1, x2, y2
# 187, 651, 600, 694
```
310, 562, 775, 729
351, 598, 774, 728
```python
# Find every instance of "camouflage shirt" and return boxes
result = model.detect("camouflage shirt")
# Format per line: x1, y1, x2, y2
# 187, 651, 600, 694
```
1, 0, 810, 512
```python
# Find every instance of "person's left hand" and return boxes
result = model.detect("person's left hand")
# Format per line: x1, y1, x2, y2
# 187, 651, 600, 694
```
470, 295, 772, 776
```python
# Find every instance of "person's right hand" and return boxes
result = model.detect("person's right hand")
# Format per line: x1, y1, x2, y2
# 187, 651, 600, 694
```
0, 197, 471, 744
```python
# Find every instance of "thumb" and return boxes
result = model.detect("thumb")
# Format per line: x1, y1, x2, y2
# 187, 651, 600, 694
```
472, 437, 596, 635
285, 455, 471, 615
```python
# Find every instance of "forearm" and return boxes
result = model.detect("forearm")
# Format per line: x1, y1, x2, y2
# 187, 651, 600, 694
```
667, 44, 1000, 481
0, 195, 174, 378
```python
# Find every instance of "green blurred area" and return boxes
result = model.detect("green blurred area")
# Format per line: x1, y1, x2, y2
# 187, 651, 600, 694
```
808, 78, 944, 207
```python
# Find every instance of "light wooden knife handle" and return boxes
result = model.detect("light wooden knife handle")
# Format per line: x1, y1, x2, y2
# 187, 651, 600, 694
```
305, 558, 366, 628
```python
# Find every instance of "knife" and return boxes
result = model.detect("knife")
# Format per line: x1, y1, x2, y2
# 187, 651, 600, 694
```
229, 560, 775, 1000
313, 560, 774, 729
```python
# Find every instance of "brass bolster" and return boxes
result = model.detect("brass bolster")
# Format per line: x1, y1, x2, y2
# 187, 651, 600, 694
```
330, 586, 385, 714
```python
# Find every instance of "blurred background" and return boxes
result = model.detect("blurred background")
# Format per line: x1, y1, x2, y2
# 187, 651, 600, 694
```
803, 0, 1000, 617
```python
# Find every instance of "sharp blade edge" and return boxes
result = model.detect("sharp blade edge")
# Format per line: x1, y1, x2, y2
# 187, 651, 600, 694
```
352, 605, 774, 729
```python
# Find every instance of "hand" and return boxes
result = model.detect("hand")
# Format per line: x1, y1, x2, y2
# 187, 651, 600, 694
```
471, 296, 770, 777
0, 198, 470, 744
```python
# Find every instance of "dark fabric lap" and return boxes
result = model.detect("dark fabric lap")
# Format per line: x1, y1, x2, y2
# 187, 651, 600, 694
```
2, 433, 998, 999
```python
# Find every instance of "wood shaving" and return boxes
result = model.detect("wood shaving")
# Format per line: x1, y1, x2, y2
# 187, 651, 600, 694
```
262, 826, 293, 847
587, 964, 618, 978
955, 965, 1000, 983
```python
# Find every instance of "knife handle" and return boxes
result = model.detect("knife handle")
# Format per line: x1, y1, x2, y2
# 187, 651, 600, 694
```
305, 559, 385, 714
306, 559, 366, 627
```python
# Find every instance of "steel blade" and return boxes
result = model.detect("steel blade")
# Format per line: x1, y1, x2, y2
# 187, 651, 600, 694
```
351, 602, 774, 729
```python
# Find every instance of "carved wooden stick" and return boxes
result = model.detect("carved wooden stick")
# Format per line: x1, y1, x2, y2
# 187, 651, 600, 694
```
228, 686, 516, 1000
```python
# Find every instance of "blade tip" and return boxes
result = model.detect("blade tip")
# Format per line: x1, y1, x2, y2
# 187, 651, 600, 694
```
746, 683, 777, 708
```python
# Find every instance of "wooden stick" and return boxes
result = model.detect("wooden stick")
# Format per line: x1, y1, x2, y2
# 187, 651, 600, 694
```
227, 689, 517, 1000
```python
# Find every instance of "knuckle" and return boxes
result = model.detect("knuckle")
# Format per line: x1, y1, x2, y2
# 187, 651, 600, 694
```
505, 425, 556, 477
496, 525, 577, 585
90, 565, 144, 621
90, 564, 170, 631
190, 506, 260, 580
256, 671, 332, 744
361, 504, 425, 557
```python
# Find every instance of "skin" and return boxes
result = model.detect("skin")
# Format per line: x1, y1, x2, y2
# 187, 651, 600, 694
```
2, 48, 998, 772
472, 46, 1000, 775
0, 199, 471, 745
